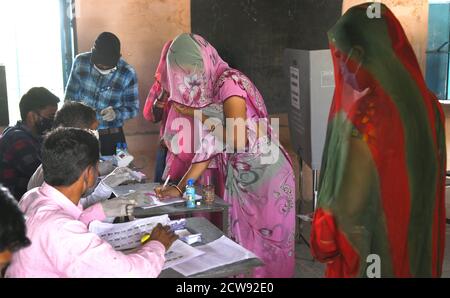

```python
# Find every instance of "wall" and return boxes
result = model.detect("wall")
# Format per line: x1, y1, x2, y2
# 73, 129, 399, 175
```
191, 0, 343, 115
75, 0, 191, 178
343, 0, 429, 73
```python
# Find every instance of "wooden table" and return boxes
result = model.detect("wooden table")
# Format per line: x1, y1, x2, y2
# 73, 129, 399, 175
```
159, 217, 263, 278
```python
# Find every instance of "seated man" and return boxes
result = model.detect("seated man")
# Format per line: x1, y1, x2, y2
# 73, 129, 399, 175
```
0, 87, 59, 200
27, 101, 128, 211
0, 185, 31, 277
6, 128, 177, 277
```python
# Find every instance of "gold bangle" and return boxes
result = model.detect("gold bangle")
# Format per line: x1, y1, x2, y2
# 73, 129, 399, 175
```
171, 184, 183, 196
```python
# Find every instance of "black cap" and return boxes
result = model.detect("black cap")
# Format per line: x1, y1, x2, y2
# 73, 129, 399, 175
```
91, 32, 121, 67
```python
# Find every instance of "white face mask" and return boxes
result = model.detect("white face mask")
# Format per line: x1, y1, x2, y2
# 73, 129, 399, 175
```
94, 64, 116, 75
88, 129, 100, 140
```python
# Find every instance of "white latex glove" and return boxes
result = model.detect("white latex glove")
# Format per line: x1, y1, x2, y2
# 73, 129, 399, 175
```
101, 167, 136, 189
80, 181, 113, 209
101, 106, 116, 122
98, 159, 115, 176
100, 198, 137, 218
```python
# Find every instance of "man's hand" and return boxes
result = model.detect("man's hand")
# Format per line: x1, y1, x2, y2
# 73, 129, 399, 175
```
149, 223, 178, 251
101, 167, 136, 189
100, 198, 137, 218
101, 106, 116, 122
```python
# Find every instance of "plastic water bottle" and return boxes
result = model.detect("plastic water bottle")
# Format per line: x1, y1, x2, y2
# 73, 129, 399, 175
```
185, 179, 196, 209
122, 143, 128, 154
116, 143, 122, 156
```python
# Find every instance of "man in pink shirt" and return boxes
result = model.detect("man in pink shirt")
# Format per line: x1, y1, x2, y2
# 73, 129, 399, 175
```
6, 128, 177, 278
0, 185, 31, 277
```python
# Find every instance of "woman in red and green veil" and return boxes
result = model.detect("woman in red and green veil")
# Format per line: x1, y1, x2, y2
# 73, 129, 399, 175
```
311, 2, 446, 277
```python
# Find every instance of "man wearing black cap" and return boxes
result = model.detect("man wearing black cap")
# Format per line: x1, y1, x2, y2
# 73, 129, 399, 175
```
64, 32, 139, 156
0, 87, 59, 200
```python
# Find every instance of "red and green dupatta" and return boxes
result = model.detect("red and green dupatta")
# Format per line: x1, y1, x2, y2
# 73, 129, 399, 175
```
311, 3, 446, 278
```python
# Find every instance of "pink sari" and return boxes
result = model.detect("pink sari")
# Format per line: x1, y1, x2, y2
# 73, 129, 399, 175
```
166, 33, 296, 277
143, 40, 213, 183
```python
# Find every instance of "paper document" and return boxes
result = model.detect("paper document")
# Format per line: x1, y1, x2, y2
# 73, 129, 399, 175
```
162, 240, 205, 269
175, 229, 202, 245
89, 215, 205, 270
172, 236, 258, 276
89, 215, 170, 251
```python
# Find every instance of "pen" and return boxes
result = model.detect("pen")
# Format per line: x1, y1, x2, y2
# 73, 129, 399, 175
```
162, 175, 170, 190
141, 234, 151, 245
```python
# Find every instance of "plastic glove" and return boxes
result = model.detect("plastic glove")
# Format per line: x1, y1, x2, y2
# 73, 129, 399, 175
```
98, 159, 115, 176
101, 167, 136, 189
100, 197, 137, 218
80, 181, 112, 209
101, 106, 116, 122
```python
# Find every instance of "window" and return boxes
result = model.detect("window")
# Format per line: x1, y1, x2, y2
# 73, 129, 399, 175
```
426, 0, 450, 101
0, 0, 75, 125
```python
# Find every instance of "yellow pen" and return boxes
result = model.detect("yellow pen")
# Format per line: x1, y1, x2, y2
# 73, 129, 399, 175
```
140, 234, 151, 245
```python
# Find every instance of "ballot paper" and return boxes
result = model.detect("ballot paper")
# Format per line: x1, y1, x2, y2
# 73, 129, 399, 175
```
172, 236, 258, 276
89, 215, 171, 251
162, 240, 205, 270
89, 215, 205, 270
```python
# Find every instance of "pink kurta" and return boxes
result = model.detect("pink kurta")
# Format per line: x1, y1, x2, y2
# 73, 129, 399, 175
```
5, 183, 166, 278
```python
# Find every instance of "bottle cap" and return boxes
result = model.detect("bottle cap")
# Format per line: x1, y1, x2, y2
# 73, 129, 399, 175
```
187, 179, 195, 186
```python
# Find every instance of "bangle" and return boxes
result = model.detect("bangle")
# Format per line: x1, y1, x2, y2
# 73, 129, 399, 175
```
171, 184, 183, 196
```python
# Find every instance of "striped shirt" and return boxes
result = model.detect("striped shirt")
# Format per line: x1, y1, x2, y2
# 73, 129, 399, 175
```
64, 52, 139, 129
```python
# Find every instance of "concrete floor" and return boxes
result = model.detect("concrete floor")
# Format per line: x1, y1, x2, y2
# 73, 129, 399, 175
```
294, 223, 450, 278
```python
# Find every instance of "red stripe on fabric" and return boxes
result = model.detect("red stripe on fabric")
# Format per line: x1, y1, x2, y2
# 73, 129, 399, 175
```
384, 10, 445, 276
329, 45, 412, 276
311, 208, 360, 277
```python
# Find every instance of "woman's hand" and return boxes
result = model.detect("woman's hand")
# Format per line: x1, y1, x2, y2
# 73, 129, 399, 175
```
154, 185, 183, 200
173, 103, 196, 118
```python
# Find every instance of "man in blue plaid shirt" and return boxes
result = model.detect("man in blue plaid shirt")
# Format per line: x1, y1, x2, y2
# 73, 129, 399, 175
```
64, 32, 139, 155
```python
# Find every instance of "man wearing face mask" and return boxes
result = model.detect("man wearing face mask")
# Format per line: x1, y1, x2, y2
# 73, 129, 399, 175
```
0, 87, 59, 200
64, 32, 139, 156
27, 101, 135, 220
5, 128, 177, 278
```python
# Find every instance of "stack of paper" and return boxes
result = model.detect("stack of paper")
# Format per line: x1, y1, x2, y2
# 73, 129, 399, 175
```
89, 215, 205, 270
162, 240, 205, 269
175, 229, 202, 245
89, 215, 170, 251
172, 236, 258, 276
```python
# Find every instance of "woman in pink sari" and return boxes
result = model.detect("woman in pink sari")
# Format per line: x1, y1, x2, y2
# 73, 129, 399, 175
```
144, 41, 219, 186
156, 33, 296, 277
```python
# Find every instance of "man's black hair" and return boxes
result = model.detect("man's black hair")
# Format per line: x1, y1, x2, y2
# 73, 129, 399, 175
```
42, 128, 99, 187
0, 185, 31, 252
19, 87, 60, 121
53, 101, 97, 129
